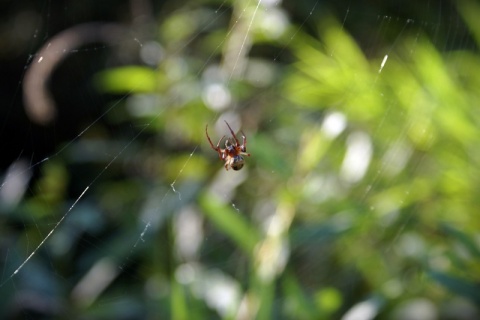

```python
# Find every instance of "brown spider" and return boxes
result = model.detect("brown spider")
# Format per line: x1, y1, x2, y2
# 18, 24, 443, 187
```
206, 120, 251, 171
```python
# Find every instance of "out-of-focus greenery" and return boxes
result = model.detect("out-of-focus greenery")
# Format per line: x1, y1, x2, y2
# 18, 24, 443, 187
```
2, 0, 480, 319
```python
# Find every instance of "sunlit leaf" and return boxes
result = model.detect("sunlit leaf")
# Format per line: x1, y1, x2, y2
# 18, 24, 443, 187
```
94, 66, 158, 93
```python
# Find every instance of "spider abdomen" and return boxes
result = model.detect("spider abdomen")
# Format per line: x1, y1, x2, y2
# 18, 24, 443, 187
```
231, 155, 245, 171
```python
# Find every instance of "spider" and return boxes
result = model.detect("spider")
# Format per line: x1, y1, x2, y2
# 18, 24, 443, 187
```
205, 120, 251, 171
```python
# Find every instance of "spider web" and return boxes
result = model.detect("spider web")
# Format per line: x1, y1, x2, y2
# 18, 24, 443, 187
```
0, 0, 479, 318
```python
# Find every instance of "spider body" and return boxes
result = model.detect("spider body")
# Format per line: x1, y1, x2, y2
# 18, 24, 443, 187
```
206, 121, 251, 171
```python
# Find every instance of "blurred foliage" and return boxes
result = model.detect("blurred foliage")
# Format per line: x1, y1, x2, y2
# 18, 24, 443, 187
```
1, 0, 480, 319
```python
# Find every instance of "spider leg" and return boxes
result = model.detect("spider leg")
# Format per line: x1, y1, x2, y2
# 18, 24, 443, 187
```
217, 136, 225, 149
240, 130, 250, 156
216, 136, 226, 159
240, 130, 247, 146
224, 120, 241, 146
206, 125, 226, 160
224, 156, 233, 170
205, 125, 218, 150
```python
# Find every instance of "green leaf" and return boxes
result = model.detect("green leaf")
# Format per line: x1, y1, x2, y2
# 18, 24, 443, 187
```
428, 270, 480, 305
314, 287, 342, 314
282, 273, 318, 319
94, 66, 158, 93
441, 224, 480, 259
199, 192, 261, 255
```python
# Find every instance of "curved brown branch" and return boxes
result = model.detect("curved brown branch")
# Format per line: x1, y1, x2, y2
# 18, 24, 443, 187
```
23, 22, 128, 125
